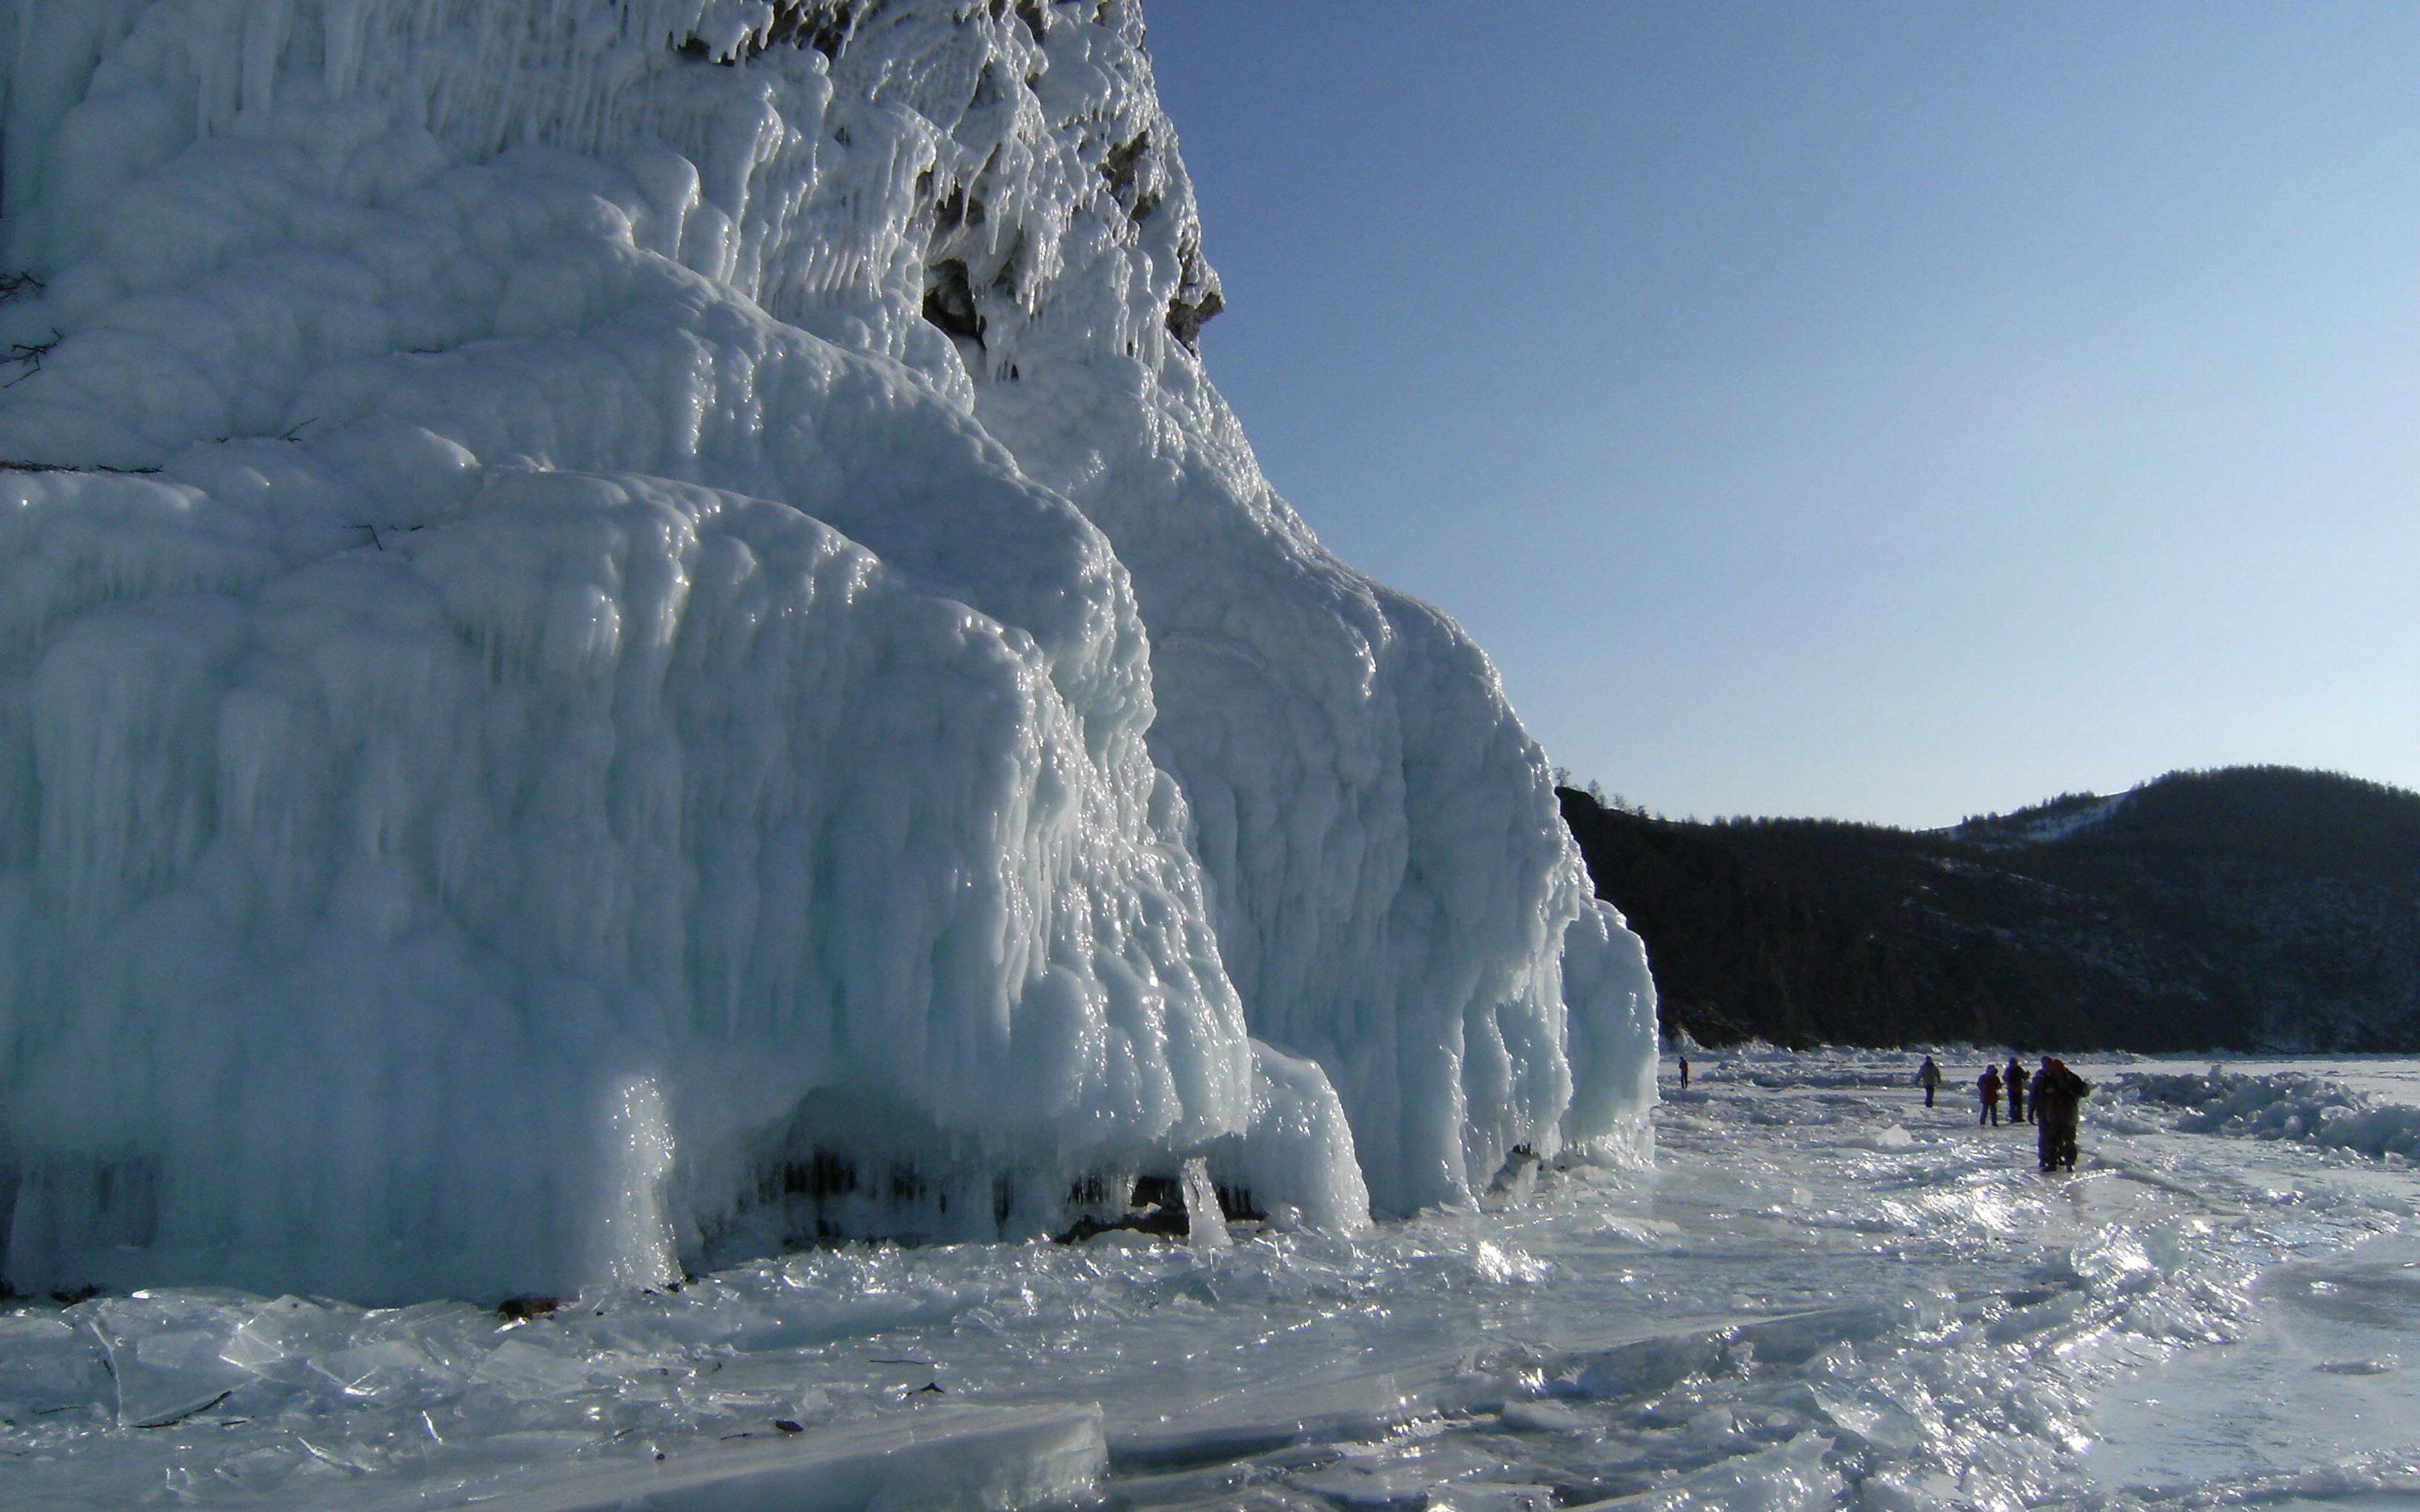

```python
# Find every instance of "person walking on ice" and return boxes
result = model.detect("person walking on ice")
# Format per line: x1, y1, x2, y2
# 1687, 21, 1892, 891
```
1919, 1055, 1941, 1107
2033, 1057, 2090, 1171
1978, 1063, 2003, 1127
2005, 1055, 2029, 1124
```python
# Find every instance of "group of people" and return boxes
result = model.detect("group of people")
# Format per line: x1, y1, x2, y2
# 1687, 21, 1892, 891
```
1917, 1052, 2089, 1172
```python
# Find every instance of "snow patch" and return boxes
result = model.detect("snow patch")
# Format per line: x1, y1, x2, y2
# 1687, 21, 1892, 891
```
1946, 791, 2132, 849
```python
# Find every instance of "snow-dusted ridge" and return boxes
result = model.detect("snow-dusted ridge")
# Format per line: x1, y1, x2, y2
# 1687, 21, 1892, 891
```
0, 0, 1656, 1301
1942, 789, 2132, 849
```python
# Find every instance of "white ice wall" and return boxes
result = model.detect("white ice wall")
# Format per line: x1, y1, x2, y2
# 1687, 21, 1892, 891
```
0, 0, 1653, 1302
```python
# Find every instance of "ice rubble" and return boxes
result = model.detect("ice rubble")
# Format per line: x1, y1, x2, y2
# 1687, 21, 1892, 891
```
2126, 1067, 2420, 1163
0, 0, 1656, 1301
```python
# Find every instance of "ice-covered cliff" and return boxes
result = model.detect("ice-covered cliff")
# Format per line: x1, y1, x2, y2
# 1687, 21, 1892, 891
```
0, 0, 1656, 1302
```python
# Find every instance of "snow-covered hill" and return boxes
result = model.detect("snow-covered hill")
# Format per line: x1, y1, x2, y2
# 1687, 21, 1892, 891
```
0, 1, 1656, 1301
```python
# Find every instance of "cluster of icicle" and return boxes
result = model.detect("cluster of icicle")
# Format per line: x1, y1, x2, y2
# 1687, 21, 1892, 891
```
0, 0, 1656, 1302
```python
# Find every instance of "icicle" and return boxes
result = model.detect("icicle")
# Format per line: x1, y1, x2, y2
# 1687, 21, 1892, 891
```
596, 1077, 681, 1290
1180, 1155, 1229, 1250
321, 0, 371, 97
189, 0, 239, 138
237, 0, 292, 122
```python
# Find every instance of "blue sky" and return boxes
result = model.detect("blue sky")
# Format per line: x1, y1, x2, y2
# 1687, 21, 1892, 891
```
1144, 2, 2420, 826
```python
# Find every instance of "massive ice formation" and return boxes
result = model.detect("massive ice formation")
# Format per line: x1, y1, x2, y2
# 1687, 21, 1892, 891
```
0, 0, 1656, 1302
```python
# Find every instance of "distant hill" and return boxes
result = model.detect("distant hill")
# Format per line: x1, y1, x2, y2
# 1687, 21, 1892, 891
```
1559, 766, 2420, 1052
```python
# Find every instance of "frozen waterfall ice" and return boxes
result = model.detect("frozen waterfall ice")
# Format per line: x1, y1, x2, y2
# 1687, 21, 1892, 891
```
0, 0, 1657, 1302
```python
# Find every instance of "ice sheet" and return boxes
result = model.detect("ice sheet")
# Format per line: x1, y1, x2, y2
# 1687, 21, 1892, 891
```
414, 1404, 1107, 1512
5, 1050, 2417, 1508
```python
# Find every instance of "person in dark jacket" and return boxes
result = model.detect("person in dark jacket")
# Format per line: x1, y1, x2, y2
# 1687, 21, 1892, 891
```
2033, 1057, 2090, 1171
2005, 1057, 2029, 1124
1978, 1064, 2003, 1127
1919, 1055, 1941, 1107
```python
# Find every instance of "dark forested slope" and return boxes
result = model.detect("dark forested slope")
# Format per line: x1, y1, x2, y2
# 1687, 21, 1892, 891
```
1561, 766, 2420, 1052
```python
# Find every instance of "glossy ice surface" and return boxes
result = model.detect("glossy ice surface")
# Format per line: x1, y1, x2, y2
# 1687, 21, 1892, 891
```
5, 1048, 2416, 1509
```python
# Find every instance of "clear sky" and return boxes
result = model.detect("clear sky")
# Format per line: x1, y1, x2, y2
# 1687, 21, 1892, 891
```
1143, 2, 2420, 827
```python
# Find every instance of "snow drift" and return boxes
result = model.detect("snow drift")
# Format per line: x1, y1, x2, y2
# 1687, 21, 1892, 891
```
0, 0, 1656, 1301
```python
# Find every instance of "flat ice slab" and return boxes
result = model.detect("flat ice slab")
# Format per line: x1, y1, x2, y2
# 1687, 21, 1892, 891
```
397, 1404, 1107, 1512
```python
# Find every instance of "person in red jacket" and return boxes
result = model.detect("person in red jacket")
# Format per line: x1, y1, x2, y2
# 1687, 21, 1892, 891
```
1978, 1064, 2003, 1127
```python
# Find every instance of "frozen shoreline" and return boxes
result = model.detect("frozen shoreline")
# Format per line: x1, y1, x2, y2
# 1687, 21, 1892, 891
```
5, 1049, 2416, 1508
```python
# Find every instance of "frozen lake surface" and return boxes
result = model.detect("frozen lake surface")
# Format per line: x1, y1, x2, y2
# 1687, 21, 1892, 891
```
6, 1049, 2418, 1509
